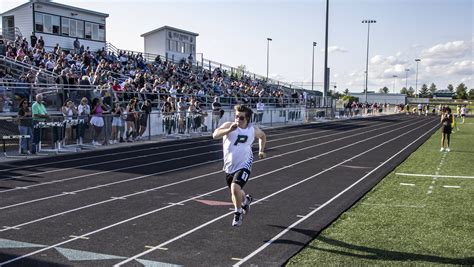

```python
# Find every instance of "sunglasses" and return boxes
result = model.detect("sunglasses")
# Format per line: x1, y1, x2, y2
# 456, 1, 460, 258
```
235, 115, 246, 121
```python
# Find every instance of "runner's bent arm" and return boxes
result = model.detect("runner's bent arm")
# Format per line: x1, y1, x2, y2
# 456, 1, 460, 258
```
212, 121, 237, 139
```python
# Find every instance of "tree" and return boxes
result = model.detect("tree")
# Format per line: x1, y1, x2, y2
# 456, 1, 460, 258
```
378, 86, 389, 94
419, 84, 429, 97
455, 83, 468, 99
408, 86, 415, 97
468, 89, 474, 100
343, 88, 350, 96
400, 87, 408, 95
447, 84, 454, 93
428, 83, 437, 97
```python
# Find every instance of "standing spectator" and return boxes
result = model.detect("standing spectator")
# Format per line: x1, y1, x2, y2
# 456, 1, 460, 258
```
255, 99, 265, 123
440, 107, 453, 152
110, 102, 124, 144
138, 99, 152, 139
90, 97, 107, 146
212, 96, 223, 130
30, 33, 37, 48
17, 99, 33, 154
37, 36, 44, 49
77, 97, 90, 142
73, 38, 80, 55
460, 105, 466, 124
61, 99, 78, 146
125, 98, 138, 142
177, 97, 187, 134
31, 93, 49, 154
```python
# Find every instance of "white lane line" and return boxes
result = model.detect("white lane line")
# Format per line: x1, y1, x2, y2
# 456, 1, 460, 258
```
0, 117, 419, 210
400, 183, 415, 186
0, 121, 370, 193
0, 126, 334, 182
232, 122, 439, 267
0, 125, 317, 173
442, 185, 461, 189
112, 119, 438, 267
395, 173, 474, 179
0, 119, 437, 266
68, 235, 89, 240
0, 120, 426, 231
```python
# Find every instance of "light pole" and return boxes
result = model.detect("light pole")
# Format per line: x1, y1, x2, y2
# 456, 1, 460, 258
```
266, 37, 272, 81
404, 68, 410, 90
415, 59, 421, 98
362, 19, 376, 103
312, 42, 317, 91
392, 75, 398, 93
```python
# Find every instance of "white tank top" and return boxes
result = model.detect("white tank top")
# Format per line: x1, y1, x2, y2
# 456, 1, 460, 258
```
222, 123, 255, 174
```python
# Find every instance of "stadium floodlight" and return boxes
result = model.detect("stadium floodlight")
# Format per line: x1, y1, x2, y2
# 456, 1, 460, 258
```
405, 68, 410, 91
392, 75, 398, 93
312, 42, 317, 91
415, 59, 421, 98
362, 19, 376, 103
266, 38, 272, 81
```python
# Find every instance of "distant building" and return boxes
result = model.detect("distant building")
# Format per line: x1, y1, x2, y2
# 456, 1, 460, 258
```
141, 25, 198, 62
433, 89, 454, 99
1, 0, 108, 51
349, 92, 406, 105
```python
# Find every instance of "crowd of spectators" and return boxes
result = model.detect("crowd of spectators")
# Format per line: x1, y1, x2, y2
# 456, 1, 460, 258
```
0, 35, 308, 114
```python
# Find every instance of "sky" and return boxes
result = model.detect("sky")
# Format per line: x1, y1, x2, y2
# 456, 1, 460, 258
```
1, 0, 473, 93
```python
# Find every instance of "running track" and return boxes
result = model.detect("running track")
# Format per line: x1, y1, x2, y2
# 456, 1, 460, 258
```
0, 114, 440, 266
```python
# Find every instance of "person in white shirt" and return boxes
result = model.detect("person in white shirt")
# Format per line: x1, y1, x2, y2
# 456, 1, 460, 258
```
213, 105, 266, 227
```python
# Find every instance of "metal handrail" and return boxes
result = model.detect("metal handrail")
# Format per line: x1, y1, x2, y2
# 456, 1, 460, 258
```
0, 27, 23, 42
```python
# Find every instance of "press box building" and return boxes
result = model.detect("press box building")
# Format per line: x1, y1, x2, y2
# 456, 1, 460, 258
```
141, 26, 199, 62
1, 0, 108, 52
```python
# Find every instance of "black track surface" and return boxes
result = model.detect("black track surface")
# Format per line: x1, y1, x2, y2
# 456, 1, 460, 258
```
0, 114, 440, 267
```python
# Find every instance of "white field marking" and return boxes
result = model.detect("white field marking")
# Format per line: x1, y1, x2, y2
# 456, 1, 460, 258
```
0, 125, 318, 173
395, 173, 474, 179
113, 119, 438, 267
231, 258, 243, 261
0, 117, 422, 210
0, 119, 380, 193
232, 122, 440, 267
0, 119, 430, 232
0, 124, 336, 178
443, 185, 461, 188
168, 203, 185, 206
68, 235, 89, 240
2, 226, 20, 230
111, 197, 126, 200
144, 246, 167, 250
360, 203, 426, 208
400, 183, 415, 186
0, 119, 437, 265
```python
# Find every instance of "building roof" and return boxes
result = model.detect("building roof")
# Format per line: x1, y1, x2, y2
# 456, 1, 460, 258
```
141, 25, 199, 37
1, 0, 109, 18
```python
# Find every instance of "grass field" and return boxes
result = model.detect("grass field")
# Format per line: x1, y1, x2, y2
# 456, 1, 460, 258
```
287, 117, 474, 266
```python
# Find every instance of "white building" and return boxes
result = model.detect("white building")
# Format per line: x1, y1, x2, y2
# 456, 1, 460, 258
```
141, 25, 198, 62
1, 0, 108, 52
350, 93, 407, 105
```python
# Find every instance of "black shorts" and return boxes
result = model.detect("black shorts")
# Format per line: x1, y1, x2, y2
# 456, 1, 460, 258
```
226, 169, 251, 188
442, 125, 452, 134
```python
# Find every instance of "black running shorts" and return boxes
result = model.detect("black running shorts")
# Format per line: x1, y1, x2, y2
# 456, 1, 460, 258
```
226, 169, 251, 188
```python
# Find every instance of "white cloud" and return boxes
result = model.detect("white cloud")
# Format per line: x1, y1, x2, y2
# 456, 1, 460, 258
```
421, 40, 470, 59
327, 46, 348, 53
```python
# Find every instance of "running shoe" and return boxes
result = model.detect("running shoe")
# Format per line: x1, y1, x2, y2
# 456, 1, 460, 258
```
440, 147, 444, 152
232, 212, 243, 226
446, 147, 450, 152
242, 194, 253, 214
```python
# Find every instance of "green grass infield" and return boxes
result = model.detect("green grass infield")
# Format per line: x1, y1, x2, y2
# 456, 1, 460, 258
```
287, 117, 474, 266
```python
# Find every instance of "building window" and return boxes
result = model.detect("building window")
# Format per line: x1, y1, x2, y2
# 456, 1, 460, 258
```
84, 22, 104, 41
35, 12, 60, 35
167, 39, 171, 50
61, 18, 84, 38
